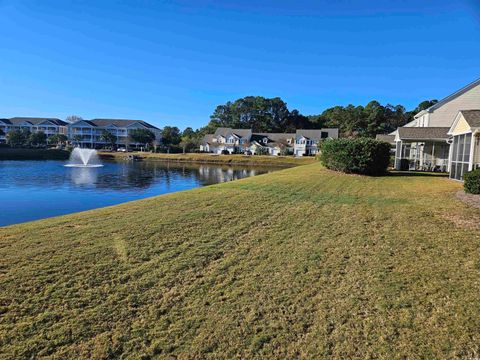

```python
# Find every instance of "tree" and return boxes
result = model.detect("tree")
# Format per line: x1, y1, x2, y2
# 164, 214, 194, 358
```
207, 96, 291, 133
181, 127, 196, 138
161, 126, 181, 152
178, 127, 199, 154
48, 134, 68, 147
129, 128, 155, 149
179, 135, 199, 154
65, 115, 83, 124
29, 131, 47, 147
72, 135, 82, 147
6, 129, 30, 148
100, 130, 117, 148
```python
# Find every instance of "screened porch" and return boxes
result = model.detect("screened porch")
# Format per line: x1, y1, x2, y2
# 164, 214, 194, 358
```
394, 127, 450, 172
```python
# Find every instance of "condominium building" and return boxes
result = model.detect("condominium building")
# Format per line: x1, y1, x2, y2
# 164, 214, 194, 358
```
68, 118, 162, 148
0, 117, 68, 143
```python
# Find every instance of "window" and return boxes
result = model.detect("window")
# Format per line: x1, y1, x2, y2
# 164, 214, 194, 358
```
321, 131, 329, 139
450, 133, 472, 180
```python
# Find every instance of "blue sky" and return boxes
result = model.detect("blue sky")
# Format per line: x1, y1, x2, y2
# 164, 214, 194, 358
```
0, 0, 479, 129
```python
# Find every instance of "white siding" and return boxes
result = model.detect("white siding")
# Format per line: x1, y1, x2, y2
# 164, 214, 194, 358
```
426, 85, 480, 127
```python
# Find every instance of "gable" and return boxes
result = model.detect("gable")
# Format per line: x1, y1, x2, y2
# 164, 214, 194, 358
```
126, 122, 148, 129
451, 114, 471, 136
70, 120, 95, 127
37, 120, 56, 126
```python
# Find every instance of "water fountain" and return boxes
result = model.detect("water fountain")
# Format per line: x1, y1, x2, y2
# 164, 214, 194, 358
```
65, 148, 103, 167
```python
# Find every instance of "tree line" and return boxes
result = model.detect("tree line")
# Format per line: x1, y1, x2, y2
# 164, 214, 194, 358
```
199, 96, 438, 137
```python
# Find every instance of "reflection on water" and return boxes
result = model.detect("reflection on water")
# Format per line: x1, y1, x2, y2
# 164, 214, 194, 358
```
70, 167, 99, 186
0, 160, 281, 226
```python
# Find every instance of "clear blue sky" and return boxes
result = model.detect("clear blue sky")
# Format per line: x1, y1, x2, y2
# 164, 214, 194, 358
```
0, 0, 479, 129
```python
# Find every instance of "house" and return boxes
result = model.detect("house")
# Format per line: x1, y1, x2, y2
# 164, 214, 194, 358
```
249, 133, 295, 155
294, 129, 339, 156
68, 118, 161, 148
0, 117, 68, 143
207, 128, 252, 154
391, 78, 480, 179
199, 134, 215, 152
200, 127, 338, 156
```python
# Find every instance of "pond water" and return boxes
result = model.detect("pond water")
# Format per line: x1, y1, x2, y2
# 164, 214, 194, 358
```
0, 160, 280, 227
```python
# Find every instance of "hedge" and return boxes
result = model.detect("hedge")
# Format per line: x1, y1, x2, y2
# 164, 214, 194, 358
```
320, 138, 391, 176
464, 168, 480, 194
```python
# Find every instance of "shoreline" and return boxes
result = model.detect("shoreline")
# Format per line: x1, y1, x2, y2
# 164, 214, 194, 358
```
98, 151, 317, 167
0, 148, 70, 160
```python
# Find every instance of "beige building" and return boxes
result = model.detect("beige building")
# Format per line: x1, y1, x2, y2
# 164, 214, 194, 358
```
390, 78, 480, 180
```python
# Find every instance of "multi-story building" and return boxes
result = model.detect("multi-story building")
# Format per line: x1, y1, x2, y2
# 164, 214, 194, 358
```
68, 118, 162, 148
0, 117, 68, 143
200, 127, 339, 156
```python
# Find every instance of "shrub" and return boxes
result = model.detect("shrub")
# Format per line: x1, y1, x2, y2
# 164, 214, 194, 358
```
464, 168, 480, 194
320, 138, 391, 175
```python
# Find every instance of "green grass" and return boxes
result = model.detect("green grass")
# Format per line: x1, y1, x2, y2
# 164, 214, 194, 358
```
0, 148, 70, 160
1, 164, 480, 358
99, 151, 317, 167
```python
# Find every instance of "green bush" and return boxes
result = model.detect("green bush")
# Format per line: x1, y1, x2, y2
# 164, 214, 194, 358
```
320, 138, 391, 175
464, 168, 480, 194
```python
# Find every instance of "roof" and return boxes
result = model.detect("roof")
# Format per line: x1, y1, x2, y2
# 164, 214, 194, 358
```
88, 118, 160, 130
296, 129, 337, 140
202, 134, 215, 144
375, 134, 396, 144
415, 78, 480, 118
255, 133, 295, 142
213, 127, 252, 138
397, 127, 450, 141
460, 110, 480, 128
7, 117, 68, 126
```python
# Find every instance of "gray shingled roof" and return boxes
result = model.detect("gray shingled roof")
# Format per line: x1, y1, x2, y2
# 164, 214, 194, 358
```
89, 118, 160, 130
397, 127, 450, 140
460, 110, 480, 128
8, 117, 68, 126
375, 134, 396, 144
296, 129, 338, 140
202, 134, 215, 144
213, 127, 252, 138
255, 133, 295, 142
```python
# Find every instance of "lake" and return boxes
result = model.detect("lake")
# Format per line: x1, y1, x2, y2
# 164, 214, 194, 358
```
0, 160, 279, 227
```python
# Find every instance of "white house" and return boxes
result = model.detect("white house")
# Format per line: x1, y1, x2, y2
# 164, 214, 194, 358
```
68, 118, 161, 148
391, 78, 480, 178
294, 129, 339, 156
0, 117, 68, 143
200, 128, 339, 156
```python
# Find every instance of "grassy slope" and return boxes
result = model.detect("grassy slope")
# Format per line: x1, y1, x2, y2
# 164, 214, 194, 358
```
99, 152, 316, 167
1, 164, 480, 358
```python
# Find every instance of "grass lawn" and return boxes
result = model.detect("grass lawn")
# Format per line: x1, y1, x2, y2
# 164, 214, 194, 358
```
1, 164, 480, 358
99, 151, 317, 167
